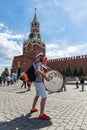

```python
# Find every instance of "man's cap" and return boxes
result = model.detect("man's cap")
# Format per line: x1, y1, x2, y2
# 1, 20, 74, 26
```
36, 52, 45, 58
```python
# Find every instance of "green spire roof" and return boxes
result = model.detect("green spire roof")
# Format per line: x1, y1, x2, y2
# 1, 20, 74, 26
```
33, 8, 37, 22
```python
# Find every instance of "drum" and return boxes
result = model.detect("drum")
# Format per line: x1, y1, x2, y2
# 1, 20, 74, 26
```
44, 70, 63, 92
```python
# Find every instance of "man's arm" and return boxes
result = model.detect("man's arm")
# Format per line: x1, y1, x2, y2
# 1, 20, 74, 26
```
36, 69, 49, 81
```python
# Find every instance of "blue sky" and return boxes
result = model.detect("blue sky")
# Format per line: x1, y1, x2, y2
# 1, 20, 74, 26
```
0, 0, 87, 74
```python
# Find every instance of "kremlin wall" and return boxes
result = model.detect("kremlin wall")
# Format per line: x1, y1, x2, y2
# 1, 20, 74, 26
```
11, 10, 87, 76
47, 55, 87, 76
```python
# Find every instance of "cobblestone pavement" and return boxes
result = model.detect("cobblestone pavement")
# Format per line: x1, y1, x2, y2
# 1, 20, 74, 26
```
0, 81, 87, 130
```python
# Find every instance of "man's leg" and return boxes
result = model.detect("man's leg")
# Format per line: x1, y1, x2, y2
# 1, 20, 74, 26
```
77, 82, 79, 88
27, 81, 32, 91
27, 84, 30, 90
32, 96, 39, 109
40, 98, 46, 116
24, 80, 26, 88
64, 85, 66, 91
82, 84, 84, 91
39, 97, 51, 120
21, 81, 24, 88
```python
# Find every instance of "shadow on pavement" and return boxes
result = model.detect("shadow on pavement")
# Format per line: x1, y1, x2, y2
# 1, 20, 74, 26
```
47, 91, 60, 94
16, 90, 30, 94
47, 92, 55, 94
0, 113, 52, 130
79, 90, 85, 92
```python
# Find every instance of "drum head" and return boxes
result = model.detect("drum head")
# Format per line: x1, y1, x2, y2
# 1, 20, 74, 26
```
44, 70, 63, 92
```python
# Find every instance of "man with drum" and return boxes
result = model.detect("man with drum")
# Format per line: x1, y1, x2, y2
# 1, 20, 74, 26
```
30, 52, 51, 120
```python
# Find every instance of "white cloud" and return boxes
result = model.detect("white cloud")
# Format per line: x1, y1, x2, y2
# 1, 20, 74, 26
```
46, 43, 58, 50
0, 33, 24, 40
0, 34, 23, 58
66, 46, 77, 53
46, 41, 87, 59
0, 23, 5, 29
0, 23, 24, 74
0, 23, 13, 34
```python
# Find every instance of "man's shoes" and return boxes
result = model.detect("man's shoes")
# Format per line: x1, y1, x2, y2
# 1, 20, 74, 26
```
30, 108, 38, 113
39, 113, 51, 120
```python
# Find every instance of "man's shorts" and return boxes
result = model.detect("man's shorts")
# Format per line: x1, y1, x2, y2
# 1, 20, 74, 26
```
34, 82, 47, 98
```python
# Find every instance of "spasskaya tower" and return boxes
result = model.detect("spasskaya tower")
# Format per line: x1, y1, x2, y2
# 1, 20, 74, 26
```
11, 9, 46, 74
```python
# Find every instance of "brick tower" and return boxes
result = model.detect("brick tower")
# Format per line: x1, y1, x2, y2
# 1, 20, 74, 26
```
11, 9, 46, 75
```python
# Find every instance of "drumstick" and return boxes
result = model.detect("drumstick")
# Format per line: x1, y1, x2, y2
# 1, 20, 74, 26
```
43, 57, 47, 66
45, 65, 51, 70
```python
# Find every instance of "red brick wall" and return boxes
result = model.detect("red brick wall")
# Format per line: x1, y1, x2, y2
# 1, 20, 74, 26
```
11, 55, 33, 73
47, 55, 87, 76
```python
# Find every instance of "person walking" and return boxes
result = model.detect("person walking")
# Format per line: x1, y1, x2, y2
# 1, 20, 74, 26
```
0, 76, 2, 86
2, 75, 6, 86
6, 75, 11, 86
19, 72, 31, 91
75, 77, 79, 88
30, 52, 51, 120
19, 72, 27, 89
61, 75, 66, 91
80, 76, 85, 91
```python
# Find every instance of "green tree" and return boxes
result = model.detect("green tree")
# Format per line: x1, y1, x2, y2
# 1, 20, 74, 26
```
58, 66, 62, 73
3, 67, 9, 76
65, 65, 72, 76
73, 66, 78, 76
79, 65, 85, 76
62, 68, 66, 75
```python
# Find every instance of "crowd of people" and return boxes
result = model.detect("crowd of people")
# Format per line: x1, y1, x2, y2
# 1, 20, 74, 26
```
0, 73, 31, 90
0, 74, 17, 86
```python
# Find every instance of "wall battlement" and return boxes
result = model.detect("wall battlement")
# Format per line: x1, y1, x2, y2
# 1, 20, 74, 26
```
48, 54, 87, 63
47, 54, 87, 76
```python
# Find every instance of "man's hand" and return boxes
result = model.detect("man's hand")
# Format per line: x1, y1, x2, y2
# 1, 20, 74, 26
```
44, 75, 49, 81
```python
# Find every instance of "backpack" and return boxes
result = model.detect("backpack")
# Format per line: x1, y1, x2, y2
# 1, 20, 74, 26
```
25, 64, 36, 82
20, 76, 24, 81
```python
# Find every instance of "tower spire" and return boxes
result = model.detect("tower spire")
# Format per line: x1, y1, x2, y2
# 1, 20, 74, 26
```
35, 8, 36, 12
28, 8, 44, 43
33, 8, 37, 22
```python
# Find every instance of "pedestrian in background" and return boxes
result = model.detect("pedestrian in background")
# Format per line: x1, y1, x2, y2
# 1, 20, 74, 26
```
61, 75, 66, 91
0, 76, 2, 86
80, 76, 85, 91
75, 77, 79, 88
2, 75, 6, 86
6, 75, 11, 86
19, 72, 26, 89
